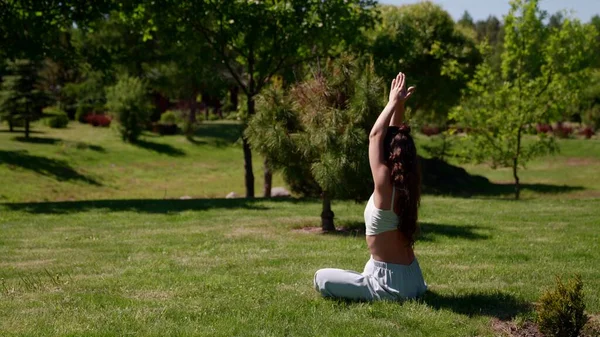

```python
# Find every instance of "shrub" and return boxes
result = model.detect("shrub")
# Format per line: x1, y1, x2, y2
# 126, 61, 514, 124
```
85, 114, 111, 127
579, 126, 595, 139
536, 123, 553, 134
182, 119, 198, 136
43, 107, 69, 128
106, 76, 152, 142
159, 111, 177, 125
582, 105, 600, 131
537, 275, 588, 337
208, 112, 220, 121
76, 104, 93, 123
553, 122, 574, 139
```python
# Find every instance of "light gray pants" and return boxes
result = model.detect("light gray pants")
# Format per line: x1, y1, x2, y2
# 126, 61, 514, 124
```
314, 257, 427, 301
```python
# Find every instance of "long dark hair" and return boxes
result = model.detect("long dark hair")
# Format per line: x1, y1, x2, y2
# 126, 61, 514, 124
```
384, 124, 421, 246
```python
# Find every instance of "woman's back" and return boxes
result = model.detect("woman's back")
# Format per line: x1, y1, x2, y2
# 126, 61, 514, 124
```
365, 188, 415, 265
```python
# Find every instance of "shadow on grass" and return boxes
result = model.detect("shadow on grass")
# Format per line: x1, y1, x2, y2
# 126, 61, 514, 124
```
134, 139, 186, 157
12, 137, 105, 152
188, 122, 243, 147
327, 291, 531, 321
421, 291, 532, 320
0, 197, 311, 214
13, 136, 60, 145
0, 129, 45, 134
421, 157, 584, 198
0, 150, 101, 186
332, 221, 489, 241
419, 222, 489, 241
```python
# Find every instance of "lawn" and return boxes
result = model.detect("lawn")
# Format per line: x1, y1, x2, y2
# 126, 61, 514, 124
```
1, 122, 599, 336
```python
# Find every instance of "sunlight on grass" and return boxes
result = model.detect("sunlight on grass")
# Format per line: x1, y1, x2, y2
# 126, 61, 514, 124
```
1, 123, 599, 336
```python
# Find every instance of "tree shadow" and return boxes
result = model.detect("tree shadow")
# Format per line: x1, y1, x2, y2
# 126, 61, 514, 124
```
419, 222, 490, 241
11, 136, 106, 152
420, 157, 584, 198
330, 221, 489, 241
190, 122, 243, 147
0, 150, 101, 186
420, 290, 532, 321
13, 136, 60, 145
134, 139, 186, 157
0, 129, 45, 134
0, 197, 291, 214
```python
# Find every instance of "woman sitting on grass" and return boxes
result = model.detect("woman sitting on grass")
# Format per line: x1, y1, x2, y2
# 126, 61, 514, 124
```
314, 72, 427, 301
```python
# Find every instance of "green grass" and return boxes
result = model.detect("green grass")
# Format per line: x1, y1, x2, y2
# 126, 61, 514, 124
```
1, 122, 599, 336
0, 122, 284, 202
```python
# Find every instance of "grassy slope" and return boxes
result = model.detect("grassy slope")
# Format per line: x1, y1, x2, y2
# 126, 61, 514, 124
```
0, 122, 284, 202
1, 123, 599, 336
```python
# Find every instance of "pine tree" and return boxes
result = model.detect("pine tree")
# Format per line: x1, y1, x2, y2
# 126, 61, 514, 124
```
0, 59, 47, 138
246, 56, 384, 231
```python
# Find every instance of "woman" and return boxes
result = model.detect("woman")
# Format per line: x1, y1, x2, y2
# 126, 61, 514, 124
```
314, 72, 427, 301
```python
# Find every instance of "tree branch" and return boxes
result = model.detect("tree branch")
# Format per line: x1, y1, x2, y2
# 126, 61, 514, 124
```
534, 70, 553, 97
189, 19, 249, 96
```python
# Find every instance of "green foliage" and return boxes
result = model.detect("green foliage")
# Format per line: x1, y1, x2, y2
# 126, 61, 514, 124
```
450, 0, 598, 199
43, 106, 69, 128
369, 3, 480, 124
0, 1, 115, 61
63, 66, 107, 118
0, 59, 47, 137
159, 111, 177, 125
537, 275, 588, 337
75, 104, 92, 123
106, 75, 151, 142
580, 70, 600, 130
247, 56, 384, 201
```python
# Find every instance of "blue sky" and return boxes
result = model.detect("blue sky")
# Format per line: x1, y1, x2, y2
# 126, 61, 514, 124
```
378, 0, 600, 22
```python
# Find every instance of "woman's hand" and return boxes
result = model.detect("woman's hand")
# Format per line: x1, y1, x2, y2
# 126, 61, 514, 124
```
389, 72, 415, 105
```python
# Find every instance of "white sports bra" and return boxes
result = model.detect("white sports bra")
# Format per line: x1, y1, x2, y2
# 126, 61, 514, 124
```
364, 188, 399, 236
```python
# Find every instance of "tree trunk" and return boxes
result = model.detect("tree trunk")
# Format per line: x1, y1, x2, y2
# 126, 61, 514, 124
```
263, 159, 272, 198
188, 92, 198, 136
321, 192, 335, 232
25, 119, 30, 139
513, 127, 522, 200
244, 92, 256, 198
9, 120, 13, 132
230, 86, 239, 112
513, 158, 520, 200
243, 135, 255, 198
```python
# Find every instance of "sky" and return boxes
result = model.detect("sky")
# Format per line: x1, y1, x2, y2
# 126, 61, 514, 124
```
378, 0, 600, 23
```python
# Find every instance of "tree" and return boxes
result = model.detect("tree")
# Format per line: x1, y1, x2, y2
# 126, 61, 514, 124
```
590, 15, 600, 68
458, 11, 475, 28
246, 56, 383, 231
369, 3, 480, 125
106, 75, 152, 142
147, 0, 377, 198
140, 7, 230, 133
450, 0, 597, 199
473, 16, 505, 71
0, 59, 47, 138
548, 11, 564, 30
0, 1, 114, 61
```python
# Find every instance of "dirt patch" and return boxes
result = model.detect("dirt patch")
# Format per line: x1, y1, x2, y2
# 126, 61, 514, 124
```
491, 319, 542, 337
491, 316, 600, 337
292, 227, 324, 234
565, 157, 600, 166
